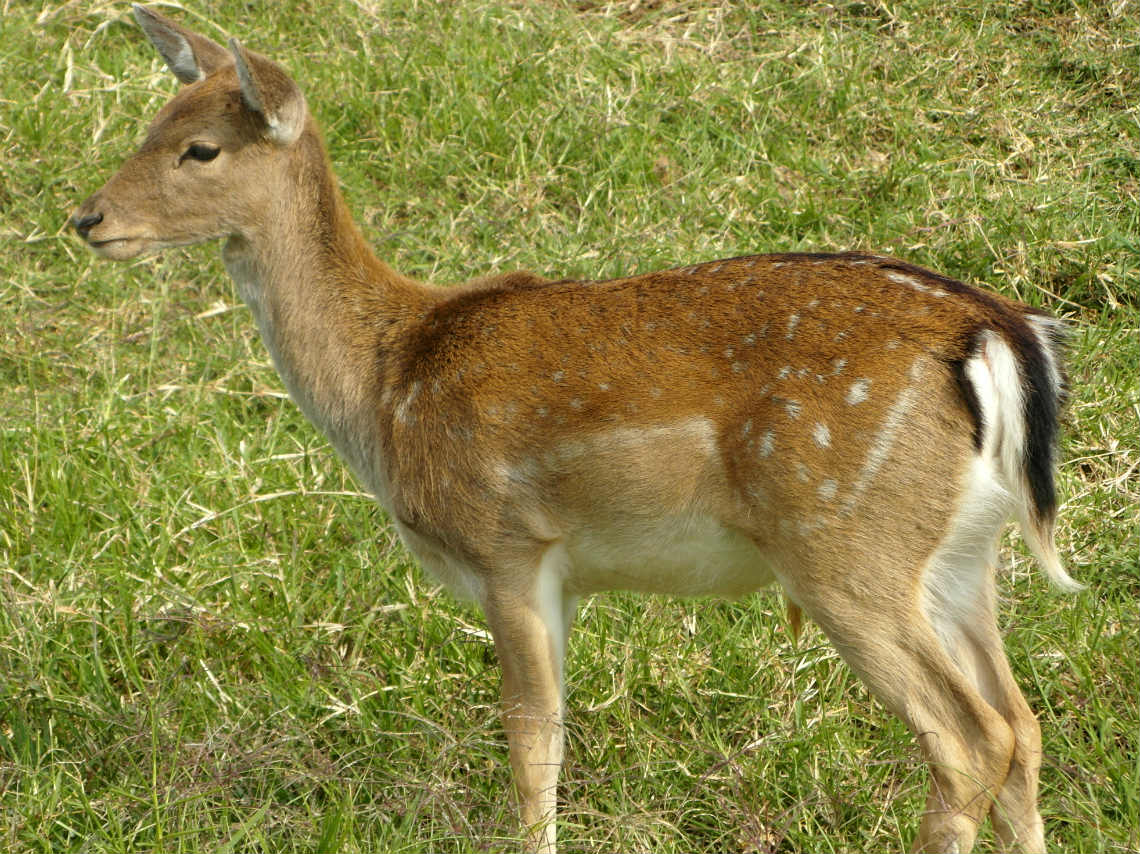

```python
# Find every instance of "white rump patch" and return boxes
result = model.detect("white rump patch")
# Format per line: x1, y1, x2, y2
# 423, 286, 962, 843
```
964, 331, 1025, 492
919, 457, 1013, 666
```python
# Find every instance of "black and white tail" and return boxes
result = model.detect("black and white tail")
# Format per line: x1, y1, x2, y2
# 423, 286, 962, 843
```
962, 311, 1081, 591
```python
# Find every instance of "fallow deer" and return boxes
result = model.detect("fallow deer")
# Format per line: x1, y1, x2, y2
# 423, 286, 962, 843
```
72, 7, 1080, 852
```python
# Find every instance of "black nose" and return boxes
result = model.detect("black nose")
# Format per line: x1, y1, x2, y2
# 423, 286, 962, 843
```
72, 210, 103, 239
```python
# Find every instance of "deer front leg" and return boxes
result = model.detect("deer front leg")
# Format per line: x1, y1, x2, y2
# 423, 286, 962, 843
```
483, 557, 572, 853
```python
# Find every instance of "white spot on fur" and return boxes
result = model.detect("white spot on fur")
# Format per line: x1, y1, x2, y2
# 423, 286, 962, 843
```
841, 360, 924, 515
798, 519, 823, 536
552, 370, 565, 383
846, 378, 871, 405
887, 270, 927, 291
812, 422, 831, 447
395, 381, 420, 424
784, 399, 802, 419
759, 430, 775, 457
818, 479, 837, 501
786, 313, 800, 339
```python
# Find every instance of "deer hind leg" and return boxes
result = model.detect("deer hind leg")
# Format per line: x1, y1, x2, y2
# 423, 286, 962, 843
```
800, 593, 1015, 854
915, 474, 1045, 851
934, 572, 1046, 853
482, 544, 575, 854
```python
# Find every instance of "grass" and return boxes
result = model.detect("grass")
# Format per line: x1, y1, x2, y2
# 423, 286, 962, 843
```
1, 0, 1137, 850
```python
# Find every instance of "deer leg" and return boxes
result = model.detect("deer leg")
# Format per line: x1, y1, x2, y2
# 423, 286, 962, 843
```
804, 598, 1016, 854
482, 548, 572, 853
951, 576, 1046, 853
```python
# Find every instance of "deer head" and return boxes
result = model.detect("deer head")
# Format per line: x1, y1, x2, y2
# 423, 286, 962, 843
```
71, 5, 307, 259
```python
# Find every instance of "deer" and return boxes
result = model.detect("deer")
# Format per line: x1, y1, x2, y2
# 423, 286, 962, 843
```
71, 7, 1080, 852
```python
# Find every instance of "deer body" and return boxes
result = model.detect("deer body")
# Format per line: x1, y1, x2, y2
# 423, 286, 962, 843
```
72, 8, 1079, 852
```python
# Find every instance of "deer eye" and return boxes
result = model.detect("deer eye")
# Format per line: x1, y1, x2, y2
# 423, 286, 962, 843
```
180, 143, 221, 164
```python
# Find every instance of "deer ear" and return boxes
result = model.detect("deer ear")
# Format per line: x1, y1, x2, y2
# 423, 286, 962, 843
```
229, 39, 307, 146
132, 5, 231, 84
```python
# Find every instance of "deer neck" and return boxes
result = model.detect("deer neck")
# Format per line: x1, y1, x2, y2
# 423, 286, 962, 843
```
220, 129, 436, 501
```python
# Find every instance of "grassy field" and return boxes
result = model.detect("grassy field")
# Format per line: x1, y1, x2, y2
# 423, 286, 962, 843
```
1, 0, 1137, 851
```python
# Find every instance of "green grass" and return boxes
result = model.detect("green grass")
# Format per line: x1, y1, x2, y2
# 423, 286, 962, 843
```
2, 0, 1137, 851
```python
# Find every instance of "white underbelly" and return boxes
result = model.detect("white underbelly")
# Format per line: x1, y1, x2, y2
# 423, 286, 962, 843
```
564, 514, 775, 598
